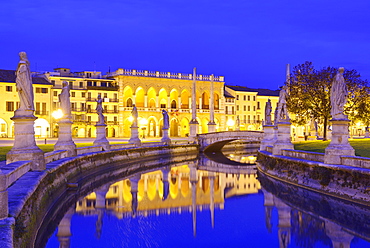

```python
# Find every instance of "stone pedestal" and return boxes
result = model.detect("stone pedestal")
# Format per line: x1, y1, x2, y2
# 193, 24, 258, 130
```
189, 120, 199, 140
6, 113, 45, 171
260, 125, 276, 151
0, 172, 8, 220
54, 119, 76, 157
324, 119, 355, 165
272, 121, 294, 155
161, 128, 171, 144
94, 124, 110, 151
207, 121, 216, 133
129, 126, 141, 146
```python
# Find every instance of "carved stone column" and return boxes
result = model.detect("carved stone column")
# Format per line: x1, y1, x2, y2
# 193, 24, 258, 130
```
54, 118, 76, 157
324, 119, 355, 164
7, 111, 45, 170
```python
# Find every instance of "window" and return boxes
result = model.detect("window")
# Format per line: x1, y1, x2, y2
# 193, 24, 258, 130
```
42, 88, 48, 93
236, 95, 239, 100
101, 82, 107, 87
248, 96, 250, 101
257, 102, 260, 109
79, 82, 84, 88
88, 116, 91, 122
248, 106, 250, 111
69, 82, 73, 89
53, 91, 58, 96
236, 105, 239, 111
243, 95, 246, 101
6, 102, 14, 111
253, 106, 256, 111
114, 93, 117, 100
253, 96, 256, 101
244, 105, 246, 111
6, 86, 12, 92
87, 81, 92, 87
71, 92, 75, 97
81, 92, 86, 98
51, 80, 55, 85
114, 105, 118, 112
104, 93, 107, 98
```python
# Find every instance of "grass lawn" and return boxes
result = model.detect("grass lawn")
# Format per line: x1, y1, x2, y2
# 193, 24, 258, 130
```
294, 139, 370, 158
0, 141, 140, 162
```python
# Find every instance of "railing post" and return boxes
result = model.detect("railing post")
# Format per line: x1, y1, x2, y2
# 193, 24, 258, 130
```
0, 172, 8, 220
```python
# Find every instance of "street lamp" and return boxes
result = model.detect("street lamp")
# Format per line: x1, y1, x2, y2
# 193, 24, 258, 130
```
52, 109, 63, 138
139, 118, 148, 139
226, 118, 235, 131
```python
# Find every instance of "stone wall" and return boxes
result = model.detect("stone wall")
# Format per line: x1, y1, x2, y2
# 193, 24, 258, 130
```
257, 150, 370, 204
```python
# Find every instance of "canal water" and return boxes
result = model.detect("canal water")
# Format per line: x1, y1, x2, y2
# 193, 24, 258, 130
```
44, 151, 370, 248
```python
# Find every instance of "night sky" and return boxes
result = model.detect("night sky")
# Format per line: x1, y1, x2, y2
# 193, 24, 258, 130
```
1, 0, 369, 90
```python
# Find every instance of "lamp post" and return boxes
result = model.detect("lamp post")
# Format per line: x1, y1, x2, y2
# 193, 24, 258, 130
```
139, 118, 148, 139
52, 109, 63, 137
226, 118, 235, 131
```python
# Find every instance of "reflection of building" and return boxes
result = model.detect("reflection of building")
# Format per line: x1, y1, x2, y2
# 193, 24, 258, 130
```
75, 164, 260, 218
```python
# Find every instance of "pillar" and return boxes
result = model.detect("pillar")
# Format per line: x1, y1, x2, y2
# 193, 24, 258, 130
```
0, 172, 8, 220
208, 74, 217, 132
6, 111, 45, 170
94, 124, 110, 151
324, 119, 355, 164
54, 118, 76, 157
272, 121, 294, 155
260, 125, 276, 151
190, 68, 199, 139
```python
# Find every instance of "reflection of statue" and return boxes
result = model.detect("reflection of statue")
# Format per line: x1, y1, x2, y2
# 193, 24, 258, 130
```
131, 104, 138, 127
331, 67, 347, 119
162, 109, 169, 129
59, 81, 71, 118
276, 86, 289, 122
265, 99, 272, 125
16, 52, 34, 112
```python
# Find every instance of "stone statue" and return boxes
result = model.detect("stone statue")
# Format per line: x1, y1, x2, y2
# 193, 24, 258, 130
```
59, 81, 71, 118
96, 94, 104, 124
265, 99, 272, 125
131, 104, 138, 127
15, 51, 34, 112
276, 86, 289, 122
162, 109, 169, 129
236, 115, 240, 128
331, 67, 347, 119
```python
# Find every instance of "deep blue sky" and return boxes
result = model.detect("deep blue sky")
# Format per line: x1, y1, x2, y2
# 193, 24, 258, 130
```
1, 0, 370, 90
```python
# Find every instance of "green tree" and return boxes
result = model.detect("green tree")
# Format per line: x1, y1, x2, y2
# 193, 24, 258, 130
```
287, 61, 369, 140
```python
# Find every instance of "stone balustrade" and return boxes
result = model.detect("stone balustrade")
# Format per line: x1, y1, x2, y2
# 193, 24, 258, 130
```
108, 68, 224, 82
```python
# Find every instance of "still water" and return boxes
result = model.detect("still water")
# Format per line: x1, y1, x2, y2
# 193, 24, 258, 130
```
44, 152, 370, 248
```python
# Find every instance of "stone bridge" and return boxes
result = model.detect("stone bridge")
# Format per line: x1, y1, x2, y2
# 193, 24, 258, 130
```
197, 130, 263, 152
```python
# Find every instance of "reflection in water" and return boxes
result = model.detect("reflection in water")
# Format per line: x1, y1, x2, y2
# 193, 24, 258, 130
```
45, 152, 370, 248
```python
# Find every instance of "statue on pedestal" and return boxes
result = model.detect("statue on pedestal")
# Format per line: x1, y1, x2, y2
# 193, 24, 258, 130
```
15, 52, 34, 112
59, 81, 71, 118
131, 104, 138, 127
162, 109, 169, 129
265, 99, 272, 125
276, 86, 289, 122
331, 67, 347, 119
96, 95, 104, 124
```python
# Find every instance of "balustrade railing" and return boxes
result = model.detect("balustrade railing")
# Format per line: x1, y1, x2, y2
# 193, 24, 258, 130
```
107, 69, 224, 82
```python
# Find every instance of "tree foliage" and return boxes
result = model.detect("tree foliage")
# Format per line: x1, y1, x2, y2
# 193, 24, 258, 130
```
286, 61, 369, 140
